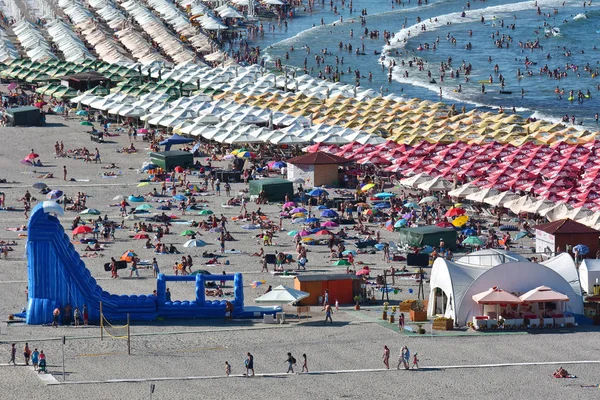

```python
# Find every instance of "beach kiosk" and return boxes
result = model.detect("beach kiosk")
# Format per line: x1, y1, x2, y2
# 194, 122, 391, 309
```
294, 274, 362, 306
150, 150, 193, 171
249, 178, 293, 202
533, 218, 600, 257
286, 151, 350, 188
5, 106, 42, 126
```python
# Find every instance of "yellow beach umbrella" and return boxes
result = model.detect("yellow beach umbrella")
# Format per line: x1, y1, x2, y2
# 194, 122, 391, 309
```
452, 215, 469, 227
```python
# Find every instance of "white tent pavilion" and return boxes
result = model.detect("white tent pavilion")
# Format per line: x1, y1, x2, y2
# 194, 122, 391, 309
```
255, 285, 310, 323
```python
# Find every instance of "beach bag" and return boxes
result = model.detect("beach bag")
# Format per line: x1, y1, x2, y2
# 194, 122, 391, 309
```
291, 356, 296, 364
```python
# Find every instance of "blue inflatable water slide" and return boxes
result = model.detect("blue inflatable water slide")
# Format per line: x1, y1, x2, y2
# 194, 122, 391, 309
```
24, 202, 278, 325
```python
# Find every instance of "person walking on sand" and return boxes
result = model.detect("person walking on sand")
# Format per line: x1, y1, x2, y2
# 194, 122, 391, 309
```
412, 353, 419, 369
399, 313, 405, 332
285, 352, 296, 373
83, 304, 88, 326
225, 361, 231, 376
23, 343, 31, 365
245, 352, 255, 377
397, 346, 410, 370
9, 343, 16, 365
301, 353, 308, 372
52, 308, 60, 327
383, 345, 390, 369
73, 307, 81, 327
31, 348, 39, 371
63, 166, 67, 181
324, 304, 333, 324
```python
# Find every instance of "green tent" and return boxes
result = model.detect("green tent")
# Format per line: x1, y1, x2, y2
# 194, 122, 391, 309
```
398, 225, 457, 250
249, 178, 294, 202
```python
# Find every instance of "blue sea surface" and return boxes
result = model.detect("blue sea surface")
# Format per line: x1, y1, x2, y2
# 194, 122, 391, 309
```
252, 0, 600, 128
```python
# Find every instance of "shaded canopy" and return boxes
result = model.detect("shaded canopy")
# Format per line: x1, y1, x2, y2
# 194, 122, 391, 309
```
159, 134, 195, 151
519, 285, 569, 303
287, 151, 351, 165
472, 286, 523, 304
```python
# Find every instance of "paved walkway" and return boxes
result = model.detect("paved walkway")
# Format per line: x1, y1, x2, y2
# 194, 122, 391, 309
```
25, 359, 600, 385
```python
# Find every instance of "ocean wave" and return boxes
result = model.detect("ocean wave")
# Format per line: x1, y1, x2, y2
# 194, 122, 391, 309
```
382, 0, 582, 53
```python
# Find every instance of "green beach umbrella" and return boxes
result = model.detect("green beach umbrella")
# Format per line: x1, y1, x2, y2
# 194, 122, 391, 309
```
198, 209, 213, 215
462, 236, 485, 246
180, 230, 197, 236
333, 260, 351, 266
80, 121, 94, 126
135, 204, 153, 211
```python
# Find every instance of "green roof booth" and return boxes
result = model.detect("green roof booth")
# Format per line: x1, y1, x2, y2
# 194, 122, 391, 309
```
150, 150, 193, 172
249, 178, 294, 202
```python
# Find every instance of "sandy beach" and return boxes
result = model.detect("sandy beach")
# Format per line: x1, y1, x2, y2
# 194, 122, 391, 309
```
0, 111, 596, 399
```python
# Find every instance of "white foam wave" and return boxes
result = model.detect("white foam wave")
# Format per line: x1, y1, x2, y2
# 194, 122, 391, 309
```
382, 0, 582, 53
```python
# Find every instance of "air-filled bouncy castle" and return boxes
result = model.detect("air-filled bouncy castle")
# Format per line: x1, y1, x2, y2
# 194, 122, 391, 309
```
24, 202, 278, 324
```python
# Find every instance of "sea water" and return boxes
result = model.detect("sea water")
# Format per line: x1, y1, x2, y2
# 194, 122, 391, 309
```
254, 0, 600, 129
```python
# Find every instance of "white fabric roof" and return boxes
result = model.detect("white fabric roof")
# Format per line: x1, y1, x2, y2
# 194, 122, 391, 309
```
574, 259, 600, 295
456, 249, 528, 268
428, 258, 584, 326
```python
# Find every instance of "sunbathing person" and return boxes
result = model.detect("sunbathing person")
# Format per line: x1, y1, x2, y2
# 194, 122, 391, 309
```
84, 243, 102, 251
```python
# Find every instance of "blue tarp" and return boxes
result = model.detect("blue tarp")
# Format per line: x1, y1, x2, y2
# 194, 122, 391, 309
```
159, 134, 195, 151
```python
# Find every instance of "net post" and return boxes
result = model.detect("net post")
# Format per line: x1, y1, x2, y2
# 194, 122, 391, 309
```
127, 313, 131, 355
100, 301, 103, 341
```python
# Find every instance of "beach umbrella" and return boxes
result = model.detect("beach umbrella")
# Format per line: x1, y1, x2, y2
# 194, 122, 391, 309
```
80, 121, 94, 126
156, 205, 171, 211
462, 236, 485, 246
135, 204, 153, 211
305, 217, 320, 223
356, 268, 371, 276
394, 219, 408, 228
404, 202, 419, 209
241, 224, 260, 230
283, 202, 296, 208
356, 202, 370, 208
419, 196, 438, 204
333, 259, 351, 266
374, 192, 395, 199
308, 188, 326, 197
76, 110, 88, 116
254, 285, 310, 321
20, 159, 33, 166
342, 250, 357, 256
445, 207, 466, 217
514, 231, 530, 240
452, 215, 469, 227
25, 152, 39, 161
374, 203, 390, 209
287, 230, 298, 236
322, 221, 339, 227
436, 221, 454, 228
198, 209, 214, 215
80, 208, 101, 215
314, 229, 333, 236
291, 207, 308, 213
462, 228, 476, 236
361, 183, 375, 192
32, 182, 48, 190
292, 218, 306, 224
320, 209, 338, 218
120, 250, 138, 262
184, 239, 207, 247
268, 161, 287, 170
72, 225, 92, 235
173, 194, 187, 201
573, 244, 590, 256
180, 230, 197, 236
46, 190, 63, 200
251, 280, 266, 289
133, 233, 149, 239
